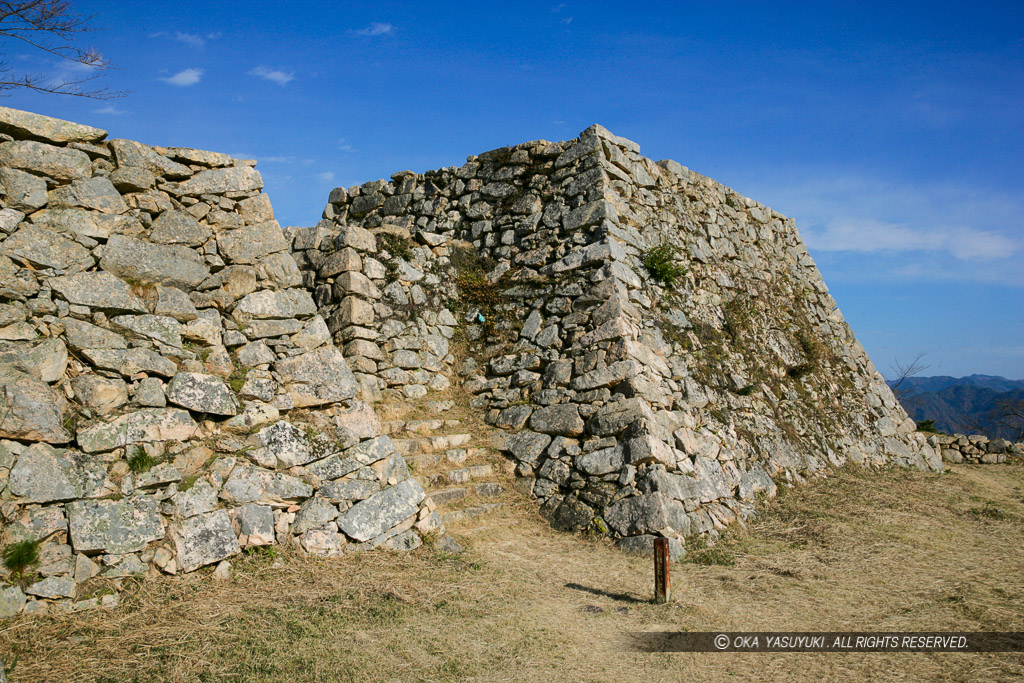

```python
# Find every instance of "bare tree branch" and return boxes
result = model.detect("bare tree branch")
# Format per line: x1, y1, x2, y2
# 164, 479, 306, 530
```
889, 352, 930, 397
0, 0, 127, 99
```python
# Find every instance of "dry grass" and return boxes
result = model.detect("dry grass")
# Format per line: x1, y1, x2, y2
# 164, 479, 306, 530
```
3, 461, 1023, 682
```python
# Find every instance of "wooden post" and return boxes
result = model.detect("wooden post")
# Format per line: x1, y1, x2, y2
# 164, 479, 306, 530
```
654, 537, 670, 604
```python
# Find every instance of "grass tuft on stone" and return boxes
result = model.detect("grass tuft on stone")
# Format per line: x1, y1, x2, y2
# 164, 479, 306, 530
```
642, 240, 686, 287
2, 539, 40, 579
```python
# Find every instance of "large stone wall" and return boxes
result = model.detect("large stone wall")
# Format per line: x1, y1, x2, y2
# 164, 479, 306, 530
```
300, 123, 945, 554
0, 106, 989, 619
0, 107, 440, 619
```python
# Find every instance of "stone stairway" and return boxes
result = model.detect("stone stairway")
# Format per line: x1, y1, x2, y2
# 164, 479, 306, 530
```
377, 398, 512, 528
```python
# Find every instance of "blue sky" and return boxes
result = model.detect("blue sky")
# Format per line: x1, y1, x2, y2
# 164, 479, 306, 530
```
4, 1, 1022, 378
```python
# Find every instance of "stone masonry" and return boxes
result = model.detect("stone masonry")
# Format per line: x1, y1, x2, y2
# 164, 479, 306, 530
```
0, 107, 441, 618
1, 106, 1014, 620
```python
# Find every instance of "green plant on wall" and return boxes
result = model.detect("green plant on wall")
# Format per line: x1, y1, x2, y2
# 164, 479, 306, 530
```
2, 539, 40, 581
642, 240, 686, 287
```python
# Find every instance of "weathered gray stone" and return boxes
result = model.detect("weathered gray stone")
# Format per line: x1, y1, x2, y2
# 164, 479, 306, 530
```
136, 462, 181, 488
50, 272, 147, 312
100, 235, 209, 289
234, 288, 315, 319
345, 435, 398, 465
0, 338, 68, 383
110, 314, 184, 347
166, 372, 239, 416
8, 443, 109, 502
275, 345, 358, 407
586, 397, 655, 436
216, 221, 288, 264
178, 166, 263, 196
109, 138, 192, 178
134, 377, 167, 407
255, 420, 316, 468
0, 366, 71, 443
506, 430, 552, 464
31, 207, 139, 241
318, 477, 380, 502
25, 575, 76, 599
0, 586, 26, 618
0, 167, 47, 211
232, 503, 275, 546
108, 165, 156, 192
220, 465, 313, 505
172, 480, 218, 518
605, 493, 689, 537
150, 210, 211, 247
292, 497, 339, 533
337, 479, 426, 542
68, 496, 165, 554
153, 285, 199, 322
76, 408, 198, 453
1, 224, 90, 270
0, 140, 91, 180
529, 404, 584, 436
2, 506, 67, 543
72, 374, 128, 415
82, 347, 177, 378
575, 446, 625, 475
0, 106, 106, 143
172, 509, 240, 573
49, 176, 127, 214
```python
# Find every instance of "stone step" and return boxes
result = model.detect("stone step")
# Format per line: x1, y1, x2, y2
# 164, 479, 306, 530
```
429, 487, 469, 505
376, 399, 455, 421
442, 502, 503, 524
381, 418, 462, 436
417, 464, 494, 489
393, 433, 473, 456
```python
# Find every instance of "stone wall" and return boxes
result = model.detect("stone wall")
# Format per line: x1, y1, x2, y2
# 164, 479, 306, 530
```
0, 107, 440, 619
931, 434, 1022, 464
301, 123, 946, 554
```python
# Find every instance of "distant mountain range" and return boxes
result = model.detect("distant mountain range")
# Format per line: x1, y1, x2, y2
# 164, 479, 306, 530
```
888, 375, 1024, 441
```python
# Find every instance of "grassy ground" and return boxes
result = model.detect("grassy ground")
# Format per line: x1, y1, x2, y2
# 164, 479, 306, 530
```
2, 460, 1023, 682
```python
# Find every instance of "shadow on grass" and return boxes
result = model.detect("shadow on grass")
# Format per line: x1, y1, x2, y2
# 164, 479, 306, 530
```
565, 582, 648, 604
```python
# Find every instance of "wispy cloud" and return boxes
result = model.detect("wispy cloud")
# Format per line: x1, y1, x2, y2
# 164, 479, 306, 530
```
740, 168, 1024, 285
561, 16, 574, 25
248, 66, 294, 85
803, 218, 1016, 260
353, 22, 393, 36
317, 171, 336, 182
150, 31, 220, 47
551, 3, 567, 11
93, 105, 127, 116
160, 68, 203, 86
337, 139, 354, 153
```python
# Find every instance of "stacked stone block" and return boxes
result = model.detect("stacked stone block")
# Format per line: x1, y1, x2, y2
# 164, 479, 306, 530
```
304, 123, 945, 553
0, 107, 440, 619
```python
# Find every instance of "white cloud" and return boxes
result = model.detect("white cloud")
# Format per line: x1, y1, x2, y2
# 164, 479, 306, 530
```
551, 3, 567, 12
93, 105, 127, 116
803, 218, 1017, 260
160, 68, 203, 86
353, 22, 393, 36
337, 139, 354, 153
740, 170, 1023, 262
150, 31, 218, 47
317, 171, 335, 183
248, 66, 295, 85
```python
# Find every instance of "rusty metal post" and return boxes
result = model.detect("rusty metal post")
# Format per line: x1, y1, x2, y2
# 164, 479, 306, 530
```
654, 537, 671, 604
